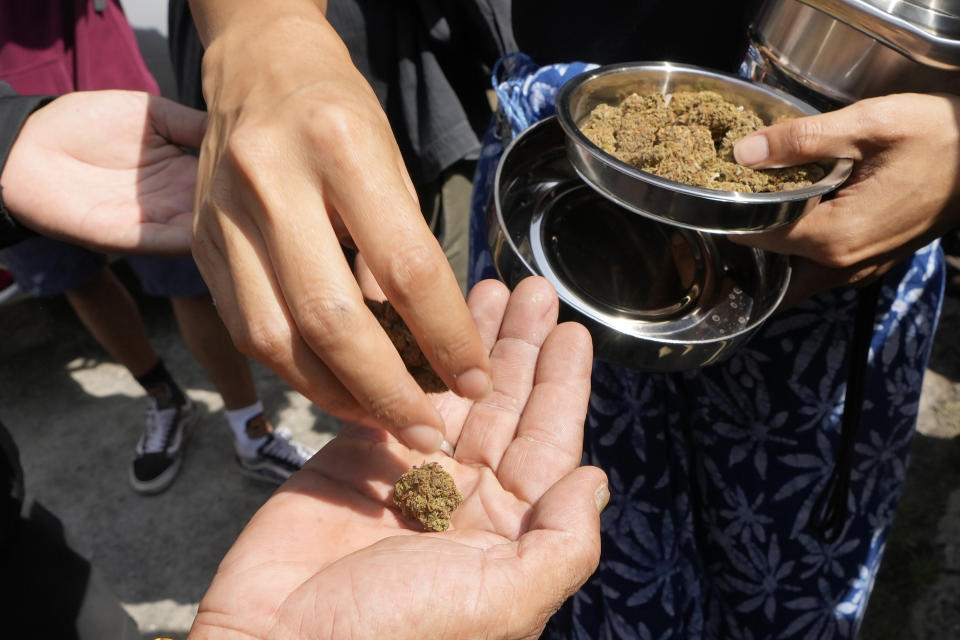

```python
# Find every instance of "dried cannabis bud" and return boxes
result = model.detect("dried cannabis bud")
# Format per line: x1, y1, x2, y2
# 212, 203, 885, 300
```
580, 90, 826, 193
365, 298, 448, 393
392, 461, 463, 532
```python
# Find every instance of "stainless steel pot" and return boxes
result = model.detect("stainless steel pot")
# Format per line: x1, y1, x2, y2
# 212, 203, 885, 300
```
743, 0, 960, 109
488, 0, 960, 371
489, 116, 791, 371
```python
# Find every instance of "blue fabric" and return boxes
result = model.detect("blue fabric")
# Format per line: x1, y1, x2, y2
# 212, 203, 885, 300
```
469, 53, 945, 639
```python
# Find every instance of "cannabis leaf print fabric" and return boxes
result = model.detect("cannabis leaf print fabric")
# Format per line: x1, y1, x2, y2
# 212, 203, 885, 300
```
468, 53, 945, 639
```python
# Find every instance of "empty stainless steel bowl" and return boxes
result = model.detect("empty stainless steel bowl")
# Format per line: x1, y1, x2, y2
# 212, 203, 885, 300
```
555, 62, 853, 234
489, 116, 791, 371
744, 0, 960, 109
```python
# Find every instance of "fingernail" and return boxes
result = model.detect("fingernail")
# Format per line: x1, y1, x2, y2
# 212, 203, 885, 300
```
594, 483, 610, 513
454, 367, 492, 399
400, 425, 444, 453
440, 439, 455, 457
734, 134, 769, 166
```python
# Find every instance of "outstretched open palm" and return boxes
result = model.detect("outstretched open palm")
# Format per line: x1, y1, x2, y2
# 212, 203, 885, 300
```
190, 277, 606, 640
1, 90, 205, 255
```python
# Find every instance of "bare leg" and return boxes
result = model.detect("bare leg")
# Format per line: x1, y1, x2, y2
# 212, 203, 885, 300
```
170, 293, 258, 410
65, 267, 158, 377
171, 294, 316, 482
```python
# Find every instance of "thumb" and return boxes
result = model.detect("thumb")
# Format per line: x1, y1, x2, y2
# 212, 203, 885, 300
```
519, 466, 608, 604
148, 94, 208, 150
733, 105, 865, 169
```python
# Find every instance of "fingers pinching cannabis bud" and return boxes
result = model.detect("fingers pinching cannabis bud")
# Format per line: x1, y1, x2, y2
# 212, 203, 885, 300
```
366, 299, 448, 393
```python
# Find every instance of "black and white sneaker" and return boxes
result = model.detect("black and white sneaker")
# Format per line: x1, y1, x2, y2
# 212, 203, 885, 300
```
129, 397, 198, 494
235, 426, 315, 484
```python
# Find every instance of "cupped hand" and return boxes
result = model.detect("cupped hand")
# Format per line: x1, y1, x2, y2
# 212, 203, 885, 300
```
0, 90, 205, 255
189, 7, 491, 451
732, 92, 960, 307
188, 277, 607, 640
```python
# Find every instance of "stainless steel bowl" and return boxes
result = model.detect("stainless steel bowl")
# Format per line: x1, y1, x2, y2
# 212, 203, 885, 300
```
555, 62, 854, 234
744, 0, 960, 109
489, 116, 791, 371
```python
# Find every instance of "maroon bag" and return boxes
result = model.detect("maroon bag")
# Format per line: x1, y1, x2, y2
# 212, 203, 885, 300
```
0, 0, 158, 96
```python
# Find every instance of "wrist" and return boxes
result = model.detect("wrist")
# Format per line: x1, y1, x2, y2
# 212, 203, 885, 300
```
200, 12, 351, 113
190, 0, 327, 46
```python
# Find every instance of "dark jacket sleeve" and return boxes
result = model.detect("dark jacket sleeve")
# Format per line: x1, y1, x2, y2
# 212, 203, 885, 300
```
0, 81, 55, 248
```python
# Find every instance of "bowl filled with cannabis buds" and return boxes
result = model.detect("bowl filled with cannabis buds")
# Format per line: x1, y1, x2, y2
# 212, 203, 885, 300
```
555, 61, 853, 234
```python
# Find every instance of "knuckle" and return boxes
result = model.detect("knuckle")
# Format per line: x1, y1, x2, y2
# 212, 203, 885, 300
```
302, 102, 361, 150
294, 294, 363, 351
432, 330, 476, 366
381, 243, 445, 297
224, 124, 270, 179
234, 318, 290, 364
803, 226, 860, 270
784, 118, 824, 157
815, 243, 856, 270
842, 98, 904, 147
819, 244, 859, 270
860, 105, 903, 144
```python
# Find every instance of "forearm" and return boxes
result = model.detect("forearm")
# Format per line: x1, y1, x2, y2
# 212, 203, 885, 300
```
188, 0, 328, 46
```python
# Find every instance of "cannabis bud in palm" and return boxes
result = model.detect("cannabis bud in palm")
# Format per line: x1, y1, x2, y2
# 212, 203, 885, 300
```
393, 461, 463, 532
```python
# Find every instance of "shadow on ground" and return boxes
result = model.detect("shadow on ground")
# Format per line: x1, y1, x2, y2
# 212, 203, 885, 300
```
0, 262, 340, 638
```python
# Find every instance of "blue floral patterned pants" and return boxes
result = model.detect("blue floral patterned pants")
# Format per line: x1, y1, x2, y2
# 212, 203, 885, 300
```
468, 54, 945, 640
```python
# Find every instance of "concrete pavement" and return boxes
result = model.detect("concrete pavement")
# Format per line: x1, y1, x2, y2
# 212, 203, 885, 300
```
0, 286, 339, 639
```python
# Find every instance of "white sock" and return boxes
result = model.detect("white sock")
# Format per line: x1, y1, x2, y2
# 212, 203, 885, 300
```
224, 401, 269, 457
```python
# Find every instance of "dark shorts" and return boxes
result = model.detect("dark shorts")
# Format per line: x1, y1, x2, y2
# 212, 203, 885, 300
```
0, 235, 208, 298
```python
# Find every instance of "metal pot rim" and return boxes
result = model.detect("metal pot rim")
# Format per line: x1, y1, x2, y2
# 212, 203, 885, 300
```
491, 116, 792, 370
